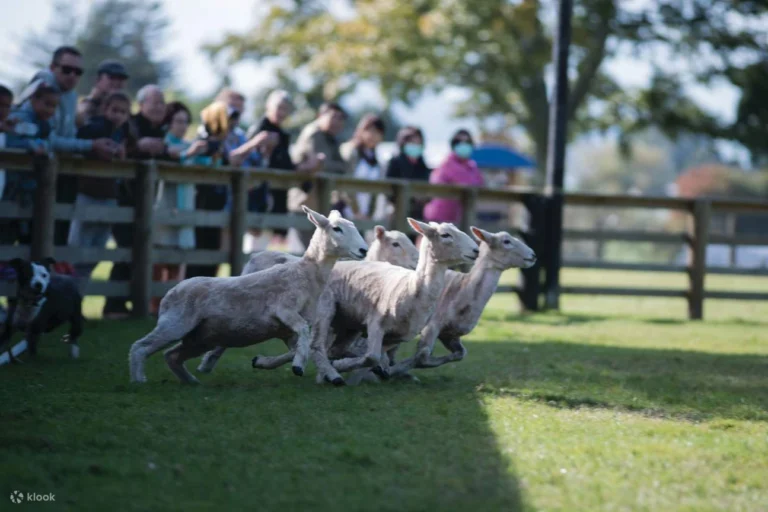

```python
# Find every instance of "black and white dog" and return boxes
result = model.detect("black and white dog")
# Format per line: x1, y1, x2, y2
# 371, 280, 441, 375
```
0, 258, 84, 363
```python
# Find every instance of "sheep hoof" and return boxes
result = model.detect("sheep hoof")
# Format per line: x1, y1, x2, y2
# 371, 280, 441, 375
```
372, 365, 390, 380
325, 375, 345, 387
251, 356, 260, 368
292, 365, 304, 377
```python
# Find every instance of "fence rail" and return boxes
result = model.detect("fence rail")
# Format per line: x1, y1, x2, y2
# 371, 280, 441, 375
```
0, 151, 767, 320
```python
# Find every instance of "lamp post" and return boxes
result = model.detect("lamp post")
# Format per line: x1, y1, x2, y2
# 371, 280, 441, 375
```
543, 0, 573, 310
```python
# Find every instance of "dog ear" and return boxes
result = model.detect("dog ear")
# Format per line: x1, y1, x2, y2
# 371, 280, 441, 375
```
42, 257, 56, 271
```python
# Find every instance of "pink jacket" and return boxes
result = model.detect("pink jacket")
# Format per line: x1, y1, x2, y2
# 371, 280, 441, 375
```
423, 153, 484, 224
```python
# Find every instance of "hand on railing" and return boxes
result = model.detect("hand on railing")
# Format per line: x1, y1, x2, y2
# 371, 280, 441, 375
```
136, 137, 165, 156
92, 138, 119, 160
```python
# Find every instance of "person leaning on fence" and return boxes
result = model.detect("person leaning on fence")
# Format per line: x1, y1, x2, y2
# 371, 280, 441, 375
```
67, 90, 132, 287
148, 101, 210, 314
103, 84, 173, 319
232, 90, 318, 246
289, 101, 350, 247
0, 84, 13, 204
22, 47, 120, 250
184, 101, 232, 280
76, 59, 129, 128
2, 81, 60, 246
340, 113, 387, 221
385, 125, 431, 242
423, 129, 484, 225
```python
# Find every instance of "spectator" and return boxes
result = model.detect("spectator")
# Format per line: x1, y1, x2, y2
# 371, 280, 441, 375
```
103, 84, 173, 319
386, 126, 431, 240
185, 101, 232, 280
231, 90, 316, 245
340, 113, 386, 220
76, 59, 129, 127
3, 82, 60, 244
0, 85, 14, 201
424, 129, 484, 224
20, 47, 119, 249
149, 101, 207, 314
68, 91, 131, 286
290, 102, 349, 246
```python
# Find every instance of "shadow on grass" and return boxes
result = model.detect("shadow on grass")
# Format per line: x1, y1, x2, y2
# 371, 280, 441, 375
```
451, 339, 768, 422
485, 311, 768, 328
0, 320, 526, 512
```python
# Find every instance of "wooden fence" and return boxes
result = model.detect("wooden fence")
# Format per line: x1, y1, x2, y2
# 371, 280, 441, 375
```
0, 151, 767, 320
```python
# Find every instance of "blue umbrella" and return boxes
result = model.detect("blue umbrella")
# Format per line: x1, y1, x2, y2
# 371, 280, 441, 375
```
471, 144, 536, 170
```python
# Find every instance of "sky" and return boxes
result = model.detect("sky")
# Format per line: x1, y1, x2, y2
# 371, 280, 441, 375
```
0, 0, 746, 169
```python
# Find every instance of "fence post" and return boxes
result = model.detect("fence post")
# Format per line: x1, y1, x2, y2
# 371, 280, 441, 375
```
688, 199, 711, 320
131, 161, 156, 319
725, 212, 736, 267
229, 171, 247, 276
460, 188, 478, 232
392, 181, 411, 232
518, 194, 545, 312
315, 176, 333, 214
30, 155, 57, 261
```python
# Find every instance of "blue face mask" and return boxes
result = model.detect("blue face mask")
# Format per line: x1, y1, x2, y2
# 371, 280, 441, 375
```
453, 142, 474, 159
403, 143, 423, 159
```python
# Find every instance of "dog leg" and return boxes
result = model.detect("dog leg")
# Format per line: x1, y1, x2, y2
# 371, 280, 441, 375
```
66, 301, 84, 359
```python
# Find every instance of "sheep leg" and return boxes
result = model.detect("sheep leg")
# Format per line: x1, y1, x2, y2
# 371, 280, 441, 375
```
275, 311, 311, 377
414, 323, 441, 365
415, 336, 467, 369
197, 346, 227, 373
129, 317, 194, 383
250, 334, 297, 370
312, 322, 345, 386
332, 324, 385, 376
164, 342, 209, 384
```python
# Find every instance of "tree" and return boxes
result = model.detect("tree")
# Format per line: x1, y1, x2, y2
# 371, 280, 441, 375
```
209, 0, 768, 178
23, 0, 173, 97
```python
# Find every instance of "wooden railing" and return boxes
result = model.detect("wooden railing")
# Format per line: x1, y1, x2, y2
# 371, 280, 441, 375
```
0, 150, 767, 320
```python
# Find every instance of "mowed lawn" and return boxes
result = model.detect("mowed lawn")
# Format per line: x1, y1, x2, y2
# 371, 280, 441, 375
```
1, 268, 767, 511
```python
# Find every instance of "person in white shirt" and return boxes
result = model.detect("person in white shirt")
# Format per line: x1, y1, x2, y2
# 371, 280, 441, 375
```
340, 114, 387, 220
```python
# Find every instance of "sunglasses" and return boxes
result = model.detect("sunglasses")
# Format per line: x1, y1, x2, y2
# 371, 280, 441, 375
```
59, 65, 84, 77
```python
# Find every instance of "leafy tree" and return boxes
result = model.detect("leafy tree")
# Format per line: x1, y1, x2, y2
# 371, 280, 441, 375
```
208, 0, 768, 178
23, 0, 173, 97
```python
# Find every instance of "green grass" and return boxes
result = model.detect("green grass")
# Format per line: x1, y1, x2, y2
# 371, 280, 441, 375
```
2, 269, 768, 511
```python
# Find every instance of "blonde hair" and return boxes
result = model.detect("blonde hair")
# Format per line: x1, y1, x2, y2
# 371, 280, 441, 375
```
200, 101, 230, 137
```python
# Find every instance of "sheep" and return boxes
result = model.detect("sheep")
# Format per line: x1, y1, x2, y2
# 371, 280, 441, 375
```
305, 219, 479, 385
195, 225, 419, 374
127, 206, 368, 384
381, 227, 536, 377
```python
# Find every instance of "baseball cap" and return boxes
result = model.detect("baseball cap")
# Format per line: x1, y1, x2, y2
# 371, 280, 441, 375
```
97, 60, 129, 79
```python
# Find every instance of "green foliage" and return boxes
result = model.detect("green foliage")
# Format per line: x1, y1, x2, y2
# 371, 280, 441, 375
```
23, 0, 173, 98
210, 0, 768, 173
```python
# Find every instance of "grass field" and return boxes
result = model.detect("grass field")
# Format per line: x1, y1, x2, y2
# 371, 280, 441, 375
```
1, 269, 767, 511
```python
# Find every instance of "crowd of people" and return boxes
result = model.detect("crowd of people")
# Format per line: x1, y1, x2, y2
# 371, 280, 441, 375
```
0, 46, 486, 318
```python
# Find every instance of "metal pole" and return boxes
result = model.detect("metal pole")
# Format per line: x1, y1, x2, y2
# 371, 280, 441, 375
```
543, 0, 573, 310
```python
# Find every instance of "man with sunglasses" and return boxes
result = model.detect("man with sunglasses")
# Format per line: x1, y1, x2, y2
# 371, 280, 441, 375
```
21, 46, 117, 160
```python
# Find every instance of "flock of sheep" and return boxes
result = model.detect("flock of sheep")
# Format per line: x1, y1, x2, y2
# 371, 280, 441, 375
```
128, 206, 537, 386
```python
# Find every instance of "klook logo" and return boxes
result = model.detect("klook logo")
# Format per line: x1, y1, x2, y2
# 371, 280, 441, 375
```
9, 491, 55, 504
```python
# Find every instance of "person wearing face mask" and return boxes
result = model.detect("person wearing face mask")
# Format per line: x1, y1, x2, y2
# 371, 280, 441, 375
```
386, 126, 431, 239
423, 129, 484, 225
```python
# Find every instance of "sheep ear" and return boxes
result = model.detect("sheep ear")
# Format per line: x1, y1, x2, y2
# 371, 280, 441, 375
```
407, 218, 435, 237
470, 226, 492, 244
303, 206, 329, 228
374, 225, 386, 240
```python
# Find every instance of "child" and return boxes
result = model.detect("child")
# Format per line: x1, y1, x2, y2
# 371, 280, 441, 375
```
4, 81, 60, 244
0, 85, 14, 208
67, 91, 131, 284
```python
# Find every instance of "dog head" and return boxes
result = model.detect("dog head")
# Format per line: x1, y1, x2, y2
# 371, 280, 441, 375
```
8, 257, 56, 302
